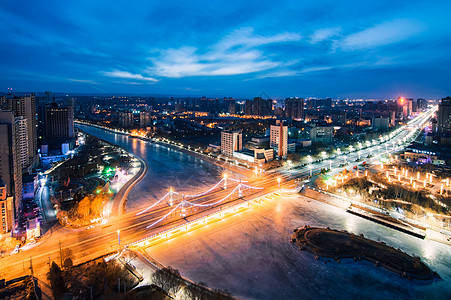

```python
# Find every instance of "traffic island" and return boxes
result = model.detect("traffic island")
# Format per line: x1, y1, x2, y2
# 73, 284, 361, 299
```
291, 225, 440, 281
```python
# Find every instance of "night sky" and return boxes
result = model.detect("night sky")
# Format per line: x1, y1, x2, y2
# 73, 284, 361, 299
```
1, 0, 450, 98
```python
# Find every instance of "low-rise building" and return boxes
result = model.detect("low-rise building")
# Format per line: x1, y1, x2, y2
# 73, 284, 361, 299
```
26, 218, 40, 240
309, 125, 333, 144
287, 142, 296, 154
0, 179, 14, 234
233, 148, 274, 165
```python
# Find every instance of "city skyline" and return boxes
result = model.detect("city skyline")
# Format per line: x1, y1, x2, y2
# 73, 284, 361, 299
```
1, 0, 451, 98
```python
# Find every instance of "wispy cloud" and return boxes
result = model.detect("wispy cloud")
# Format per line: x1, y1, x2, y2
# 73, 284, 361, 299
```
309, 27, 341, 44
338, 19, 425, 50
101, 70, 158, 82
257, 66, 333, 79
215, 27, 301, 50
146, 28, 301, 78
67, 78, 100, 84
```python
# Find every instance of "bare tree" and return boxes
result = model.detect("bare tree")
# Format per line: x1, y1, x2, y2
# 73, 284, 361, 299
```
59, 248, 74, 269
152, 266, 182, 294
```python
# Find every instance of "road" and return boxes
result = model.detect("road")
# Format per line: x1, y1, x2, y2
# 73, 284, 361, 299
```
0, 107, 435, 281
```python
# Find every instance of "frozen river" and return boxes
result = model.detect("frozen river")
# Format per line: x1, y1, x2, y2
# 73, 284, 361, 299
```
76, 124, 238, 212
148, 194, 451, 300
76, 124, 450, 299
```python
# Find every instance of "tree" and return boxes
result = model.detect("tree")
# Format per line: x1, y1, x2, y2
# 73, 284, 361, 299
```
77, 196, 91, 217
152, 267, 182, 294
59, 248, 74, 269
181, 284, 204, 300
47, 262, 65, 299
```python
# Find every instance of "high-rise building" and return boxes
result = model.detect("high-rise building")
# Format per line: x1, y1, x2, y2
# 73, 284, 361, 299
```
139, 110, 153, 128
437, 97, 451, 135
0, 110, 23, 227
66, 96, 76, 107
407, 98, 413, 116
0, 179, 14, 234
221, 130, 242, 157
120, 111, 134, 128
226, 99, 236, 114
285, 98, 304, 120
45, 103, 75, 138
417, 98, 427, 111
15, 116, 29, 169
245, 97, 272, 116
0, 94, 37, 164
270, 120, 288, 158
44, 91, 53, 104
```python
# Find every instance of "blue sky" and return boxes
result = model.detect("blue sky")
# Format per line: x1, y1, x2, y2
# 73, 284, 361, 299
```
1, 0, 450, 98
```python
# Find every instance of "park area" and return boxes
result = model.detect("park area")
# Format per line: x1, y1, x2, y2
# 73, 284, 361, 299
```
51, 134, 137, 227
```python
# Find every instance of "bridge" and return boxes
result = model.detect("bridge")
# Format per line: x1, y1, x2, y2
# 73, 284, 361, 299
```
0, 106, 436, 281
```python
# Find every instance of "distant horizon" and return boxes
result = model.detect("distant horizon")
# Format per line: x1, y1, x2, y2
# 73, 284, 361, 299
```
1, 90, 448, 101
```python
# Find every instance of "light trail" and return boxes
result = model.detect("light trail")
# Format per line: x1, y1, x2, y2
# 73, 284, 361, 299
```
145, 202, 183, 228
137, 192, 170, 215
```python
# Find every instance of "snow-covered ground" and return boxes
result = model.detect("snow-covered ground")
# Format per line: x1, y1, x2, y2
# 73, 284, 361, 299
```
147, 194, 451, 300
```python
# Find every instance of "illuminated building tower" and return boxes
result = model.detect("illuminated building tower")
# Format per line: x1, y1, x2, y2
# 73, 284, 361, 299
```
245, 97, 273, 116
0, 94, 37, 165
285, 98, 304, 120
221, 130, 242, 157
15, 116, 29, 169
120, 111, 134, 128
139, 110, 153, 128
397, 97, 409, 118
270, 120, 288, 158
437, 97, 451, 135
45, 103, 75, 138
0, 110, 22, 229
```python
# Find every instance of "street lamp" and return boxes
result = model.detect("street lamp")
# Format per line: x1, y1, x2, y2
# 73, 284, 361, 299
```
169, 187, 174, 206
277, 177, 281, 188
223, 173, 228, 189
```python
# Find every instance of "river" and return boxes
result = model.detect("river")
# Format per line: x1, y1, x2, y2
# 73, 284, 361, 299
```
76, 124, 236, 212
76, 124, 451, 300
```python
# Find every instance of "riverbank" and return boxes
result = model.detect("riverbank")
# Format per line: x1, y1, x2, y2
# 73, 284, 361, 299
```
301, 187, 451, 246
75, 120, 252, 177
112, 155, 147, 216
152, 139, 252, 177
291, 225, 439, 281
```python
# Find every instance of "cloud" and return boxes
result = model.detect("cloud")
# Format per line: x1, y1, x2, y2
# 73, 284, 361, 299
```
146, 28, 301, 78
67, 78, 100, 84
309, 27, 341, 43
215, 27, 301, 50
338, 19, 424, 50
101, 70, 158, 82
257, 66, 334, 79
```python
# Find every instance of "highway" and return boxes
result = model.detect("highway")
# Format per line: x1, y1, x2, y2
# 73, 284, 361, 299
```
0, 107, 435, 281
